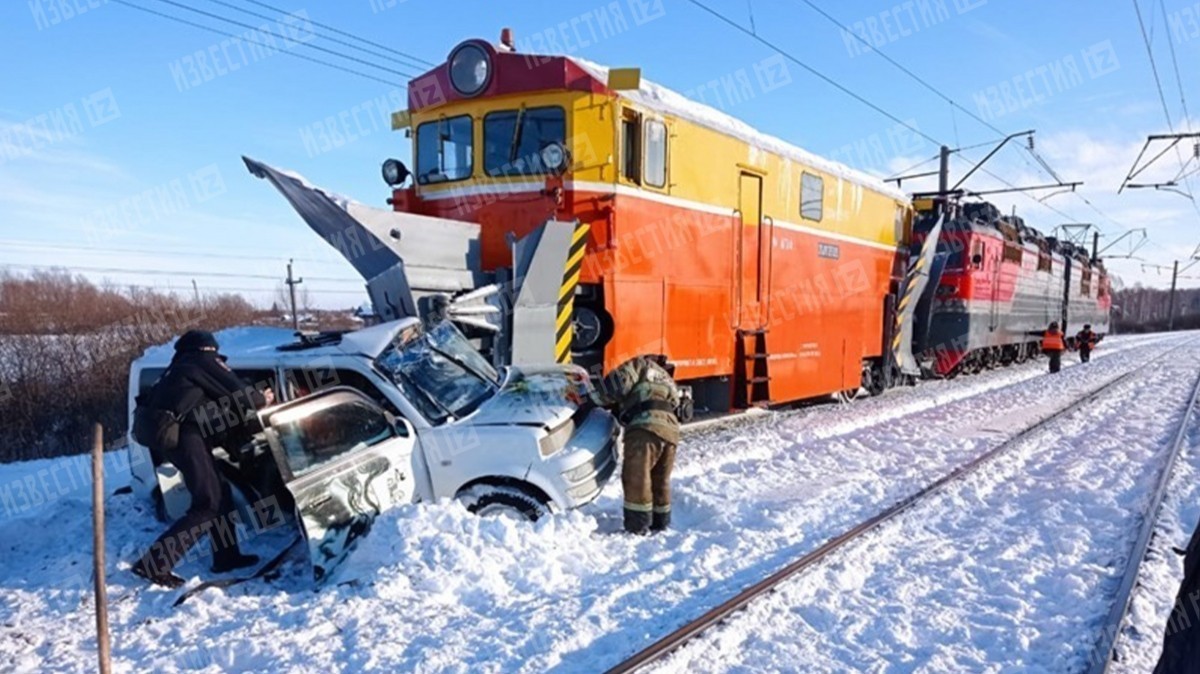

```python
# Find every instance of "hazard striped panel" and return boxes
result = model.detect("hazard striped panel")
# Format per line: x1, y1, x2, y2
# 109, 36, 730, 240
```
555, 222, 591, 363
893, 253, 927, 352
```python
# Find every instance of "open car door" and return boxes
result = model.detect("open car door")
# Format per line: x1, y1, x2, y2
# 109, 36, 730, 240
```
260, 387, 417, 582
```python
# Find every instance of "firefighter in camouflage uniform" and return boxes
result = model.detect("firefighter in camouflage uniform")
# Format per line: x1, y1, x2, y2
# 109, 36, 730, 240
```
593, 355, 680, 535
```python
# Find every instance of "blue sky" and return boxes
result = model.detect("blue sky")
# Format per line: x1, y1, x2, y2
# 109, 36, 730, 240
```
3, 0, 1200, 308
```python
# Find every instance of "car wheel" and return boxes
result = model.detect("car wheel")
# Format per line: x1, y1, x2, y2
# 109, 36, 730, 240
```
458, 484, 551, 522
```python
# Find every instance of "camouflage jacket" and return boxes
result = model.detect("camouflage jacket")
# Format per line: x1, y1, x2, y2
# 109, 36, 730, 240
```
593, 357, 680, 444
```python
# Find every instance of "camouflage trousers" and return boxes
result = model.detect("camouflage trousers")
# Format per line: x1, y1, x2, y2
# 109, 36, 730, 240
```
621, 428, 676, 534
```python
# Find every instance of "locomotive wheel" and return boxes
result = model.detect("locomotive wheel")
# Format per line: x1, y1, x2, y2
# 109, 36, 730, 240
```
863, 363, 887, 397
836, 387, 862, 404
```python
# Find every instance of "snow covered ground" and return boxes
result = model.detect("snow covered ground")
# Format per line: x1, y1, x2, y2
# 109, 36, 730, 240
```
654, 335, 1200, 673
0, 332, 1196, 673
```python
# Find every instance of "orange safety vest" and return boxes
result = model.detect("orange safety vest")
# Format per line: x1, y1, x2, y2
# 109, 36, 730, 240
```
1043, 330, 1065, 352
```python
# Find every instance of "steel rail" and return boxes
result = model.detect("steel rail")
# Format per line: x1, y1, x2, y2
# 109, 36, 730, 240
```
606, 338, 1198, 674
678, 333, 1184, 440
1085, 362, 1200, 673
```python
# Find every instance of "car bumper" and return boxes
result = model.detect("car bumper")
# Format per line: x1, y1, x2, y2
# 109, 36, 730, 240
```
553, 414, 621, 506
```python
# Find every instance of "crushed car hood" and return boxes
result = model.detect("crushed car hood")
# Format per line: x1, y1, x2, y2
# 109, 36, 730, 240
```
463, 365, 592, 430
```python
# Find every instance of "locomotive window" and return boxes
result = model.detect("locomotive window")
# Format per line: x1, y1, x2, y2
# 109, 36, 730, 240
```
1002, 243, 1023, 264
1037, 253, 1052, 272
415, 115, 473, 184
800, 173, 823, 221
644, 119, 667, 188
621, 109, 641, 184
483, 106, 566, 177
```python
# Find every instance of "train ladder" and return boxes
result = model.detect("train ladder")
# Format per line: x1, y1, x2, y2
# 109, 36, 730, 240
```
736, 328, 771, 408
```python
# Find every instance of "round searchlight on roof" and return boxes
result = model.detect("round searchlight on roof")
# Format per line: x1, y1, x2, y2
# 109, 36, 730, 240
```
449, 42, 491, 97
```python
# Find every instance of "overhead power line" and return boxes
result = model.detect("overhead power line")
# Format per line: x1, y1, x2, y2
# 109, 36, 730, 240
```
110, 0, 407, 87
244, 0, 434, 68
688, 0, 1132, 237
684, 0, 940, 147
792, 0, 1089, 203
198, 0, 431, 71
141, 0, 420, 79
792, 0, 1006, 138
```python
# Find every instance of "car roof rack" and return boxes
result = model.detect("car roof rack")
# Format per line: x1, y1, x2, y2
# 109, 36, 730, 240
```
277, 330, 346, 352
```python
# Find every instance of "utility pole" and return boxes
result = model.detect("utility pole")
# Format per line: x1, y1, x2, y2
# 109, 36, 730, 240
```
1169, 260, 1179, 331
938, 145, 950, 196
285, 259, 303, 331
1092, 232, 1099, 262
191, 279, 200, 304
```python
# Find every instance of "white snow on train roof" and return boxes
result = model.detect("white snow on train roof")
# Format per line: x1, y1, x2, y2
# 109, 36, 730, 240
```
567, 56, 909, 203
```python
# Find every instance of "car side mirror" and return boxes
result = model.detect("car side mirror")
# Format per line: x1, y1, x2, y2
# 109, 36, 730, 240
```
385, 412, 414, 439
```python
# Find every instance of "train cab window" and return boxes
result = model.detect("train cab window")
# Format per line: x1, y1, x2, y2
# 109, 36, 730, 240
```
415, 115, 473, 184
800, 173, 823, 221
1037, 253, 1052, 272
644, 119, 667, 188
1080, 267, 1092, 295
621, 109, 641, 184
483, 106, 566, 177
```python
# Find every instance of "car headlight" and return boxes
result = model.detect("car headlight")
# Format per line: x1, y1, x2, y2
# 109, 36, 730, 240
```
539, 420, 576, 457
381, 158, 409, 186
449, 42, 491, 97
539, 142, 569, 174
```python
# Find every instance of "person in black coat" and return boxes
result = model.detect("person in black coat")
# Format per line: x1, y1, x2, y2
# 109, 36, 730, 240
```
1154, 521, 1200, 673
132, 330, 274, 588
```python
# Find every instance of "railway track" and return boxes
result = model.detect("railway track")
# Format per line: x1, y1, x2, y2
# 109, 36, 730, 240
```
1085, 357, 1200, 673
677, 332, 1182, 440
606, 338, 1199, 674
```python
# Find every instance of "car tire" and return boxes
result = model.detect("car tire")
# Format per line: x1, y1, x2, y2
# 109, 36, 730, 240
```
458, 484, 551, 522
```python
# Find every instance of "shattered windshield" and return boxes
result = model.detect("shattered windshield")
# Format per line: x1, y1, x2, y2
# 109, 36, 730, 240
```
375, 321, 499, 424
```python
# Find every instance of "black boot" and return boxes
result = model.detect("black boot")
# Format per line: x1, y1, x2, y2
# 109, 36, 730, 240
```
212, 552, 260, 574
623, 508, 651, 535
132, 558, 185, 589
651, 509, 671, 532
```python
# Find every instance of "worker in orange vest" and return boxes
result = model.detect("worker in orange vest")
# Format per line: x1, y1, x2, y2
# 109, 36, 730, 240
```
1043, 321, 1067, 373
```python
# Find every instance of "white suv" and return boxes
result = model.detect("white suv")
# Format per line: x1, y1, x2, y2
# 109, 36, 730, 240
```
128, 318, 620, 581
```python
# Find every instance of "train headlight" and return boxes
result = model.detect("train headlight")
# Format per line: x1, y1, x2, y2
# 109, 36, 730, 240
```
449, 42, 491, 97
540, 142, 570, 174
381, 158, 409, 186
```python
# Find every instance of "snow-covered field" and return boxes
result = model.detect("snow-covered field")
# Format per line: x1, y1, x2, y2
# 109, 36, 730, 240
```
1, 332, 1196, 673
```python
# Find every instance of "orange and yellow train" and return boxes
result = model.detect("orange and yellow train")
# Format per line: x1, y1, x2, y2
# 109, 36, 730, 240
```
382, 33, 913, 412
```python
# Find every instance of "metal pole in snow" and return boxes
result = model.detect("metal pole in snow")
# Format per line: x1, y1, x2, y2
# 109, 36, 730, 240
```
1169, 260, 1179, 331
285, 259, 303, 332
91, 423, 112, 674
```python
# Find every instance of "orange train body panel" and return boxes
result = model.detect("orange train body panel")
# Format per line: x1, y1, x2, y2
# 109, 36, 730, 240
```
389, 37, 911, 409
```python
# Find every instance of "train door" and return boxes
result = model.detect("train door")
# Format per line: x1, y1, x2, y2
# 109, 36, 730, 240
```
737, 172, 765, 329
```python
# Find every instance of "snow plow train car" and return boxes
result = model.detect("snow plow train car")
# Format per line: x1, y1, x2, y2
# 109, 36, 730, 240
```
245, 31, 1111, 416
